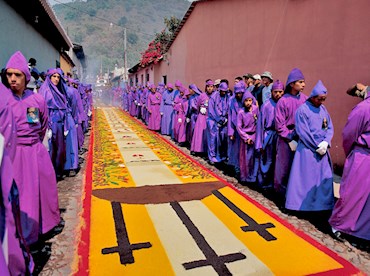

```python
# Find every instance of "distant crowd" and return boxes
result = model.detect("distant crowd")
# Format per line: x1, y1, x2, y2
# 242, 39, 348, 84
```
0, 51, 92, 275
109, 69, 369, 251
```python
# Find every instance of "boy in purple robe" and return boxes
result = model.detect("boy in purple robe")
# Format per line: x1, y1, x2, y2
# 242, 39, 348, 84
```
39, 69, 68, 180
0, 82, 33, 275
191, 80, 214, 155
147, 84, 162, 131
128, 87, 138, 117
186, 84, 201, 145
140, 86, 149, 124
68, 79, 85, 150
63, 76, 80, 175
207, 82, 229, 164
4, 51, 61, 246
227, 81, 245, 176
329, 83, 370, 246
237, 91, 259, 183
173, 87, 189, 144
274, 68, 308, 202
285, 80, 334, 212
255, 80, 284, 189
160, 83, 175, 135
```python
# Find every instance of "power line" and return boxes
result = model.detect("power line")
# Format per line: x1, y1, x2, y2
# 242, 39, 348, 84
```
51, 0, 157, 38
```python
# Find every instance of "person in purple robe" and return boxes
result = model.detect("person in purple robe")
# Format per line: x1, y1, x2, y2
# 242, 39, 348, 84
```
329, 83, 370, 247
207, 82, 229, 164
63, 75, 80, 176
170, 80, 183, 139
0, 82, 33, 275
140, 85, 149, 124
227, 81, 245, 177
160, 83, 175, 135
274, 68, 308, 204
39, 68, 68, 180
68, 78, 85, 150
285, 80, 334, 213
190, 80, 214, 155
237, 90, 259, 184
129, 86, 138, 117
173, 87, 189, 145
255, 80, 284, 189
186, 84, 201, 145
4, 51, 61, 246
147, 84, 162, 131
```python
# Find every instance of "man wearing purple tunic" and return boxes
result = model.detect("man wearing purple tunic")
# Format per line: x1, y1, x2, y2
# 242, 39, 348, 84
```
129, 86, 138, 117
227, 82, 245, 176
237, 91, 259, 183
191, 80, 214, 155
207, 82, 229, 164
255, 80, 284, 189
39, 68, 68, 180
160, 83, 175, 135
68, 79, 85, 150
5, 51, 60, 245
186, 84, 201, 145
140, 85, 149, 124
285, 80, 334, 212
147, 84, 162, 131
0, 82, 32, 275
173, 88, 189, 144
171, 80, 183, 139
274, 68, 308, 201
63, 75, 80, 175
329, 83, 370, 244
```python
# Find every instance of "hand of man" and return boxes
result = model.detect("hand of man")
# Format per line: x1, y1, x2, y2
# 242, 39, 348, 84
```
186, 117, 191, 123
178, 118, 182, 123
64, 130, 69, 137
288, 140, 298, 151
200, 107, 207, 115
47, 129, 52, 139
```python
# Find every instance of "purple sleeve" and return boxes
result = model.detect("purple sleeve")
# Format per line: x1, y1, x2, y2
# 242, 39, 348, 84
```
255, 106, 264, 150
275, 99, 295, 141
342, 104, 367, 156
38, 95, 48, 141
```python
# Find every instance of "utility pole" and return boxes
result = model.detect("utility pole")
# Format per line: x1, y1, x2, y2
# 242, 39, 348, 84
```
123, 28, 127, 83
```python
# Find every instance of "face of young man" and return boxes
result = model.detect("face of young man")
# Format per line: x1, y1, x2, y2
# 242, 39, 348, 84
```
206, 85, 214, 94
244, 98, 253, 109
310, 95, 326, 107
51, 73, 61, 86
262, 77, 271, 86
235, 92, 243, 100
272, 89, 284, 101
290, 80, 305, 93
6, 68, 26, 94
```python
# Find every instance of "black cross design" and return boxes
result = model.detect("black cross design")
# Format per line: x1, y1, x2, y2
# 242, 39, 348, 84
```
102, 202, 152, 264
213, 190, 277, 241
170, 201, 246, 275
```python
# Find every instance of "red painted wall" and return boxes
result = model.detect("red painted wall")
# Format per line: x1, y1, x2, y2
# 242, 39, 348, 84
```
152, 0, 370, 169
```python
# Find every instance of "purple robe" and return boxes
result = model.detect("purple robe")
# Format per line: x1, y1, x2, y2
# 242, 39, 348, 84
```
191, 92, 210, 153
207, 91, 229, 163
147, 91, 162, 131
227, 95, 243, 169
64, 86, 79, 170
237, 106, 259, 182
173, 95, 188, 143
160, 89, 176, 135
0, 85, 31, 275
285, 101, 334, 211
186, 94, 199, 144
129, 90, 138, 117
255, 98, 278, 188
39, 76, 68, 177
73, 86, 85, 149
274, 92, 308, 195
140, 88, 149, 123
8, 89, 60, 245
329, 93, 370, 240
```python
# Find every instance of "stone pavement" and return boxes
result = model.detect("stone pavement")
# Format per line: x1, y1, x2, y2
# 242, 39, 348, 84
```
38, 121, 369, 275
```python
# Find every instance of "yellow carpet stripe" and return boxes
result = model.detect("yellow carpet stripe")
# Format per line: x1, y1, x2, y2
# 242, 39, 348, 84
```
202, 187, 343, 275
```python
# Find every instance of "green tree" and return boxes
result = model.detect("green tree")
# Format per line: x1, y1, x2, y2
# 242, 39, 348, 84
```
127, 33, 138, 45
